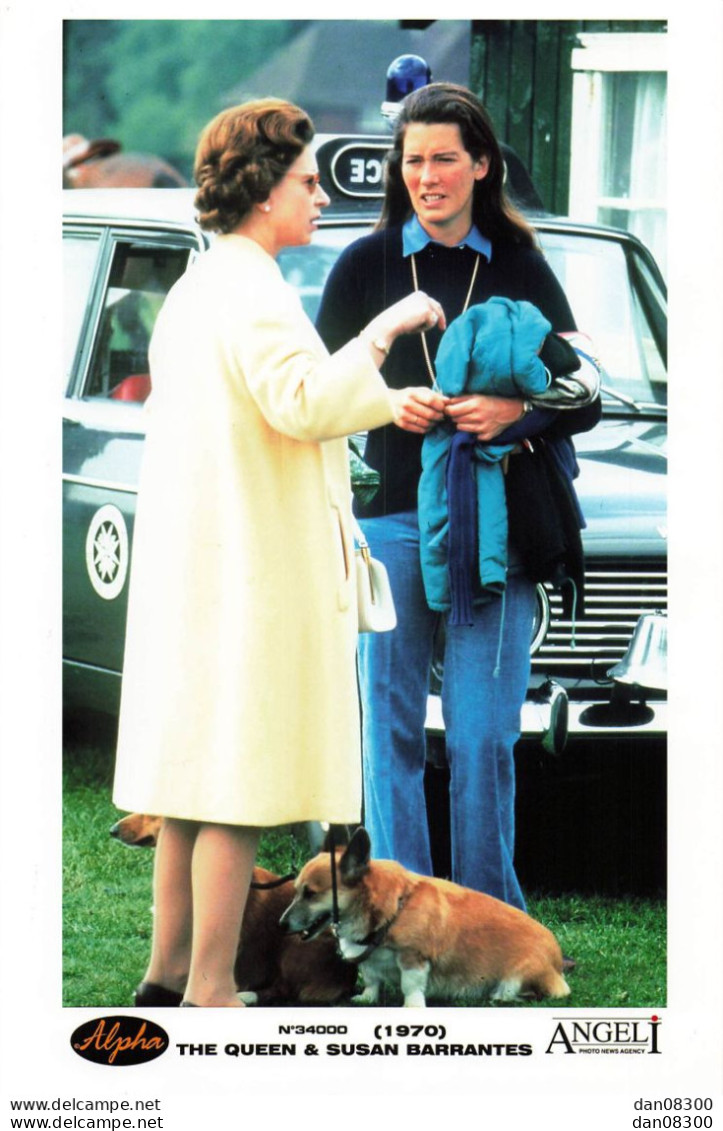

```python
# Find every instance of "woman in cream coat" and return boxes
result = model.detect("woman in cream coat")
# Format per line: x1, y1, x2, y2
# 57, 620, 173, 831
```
113, 99, 446, 1008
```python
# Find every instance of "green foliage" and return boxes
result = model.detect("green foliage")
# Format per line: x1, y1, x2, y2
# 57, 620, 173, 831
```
63, 20, 125, 139
63, 721, 666, 1010
63, 20, 307, 176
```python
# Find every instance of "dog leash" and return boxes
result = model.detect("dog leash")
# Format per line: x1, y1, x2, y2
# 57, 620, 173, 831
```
250, 873, 296, 890
327, 824, 341, 934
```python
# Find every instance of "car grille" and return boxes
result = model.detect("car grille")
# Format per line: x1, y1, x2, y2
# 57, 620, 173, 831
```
532, 559, 668, 683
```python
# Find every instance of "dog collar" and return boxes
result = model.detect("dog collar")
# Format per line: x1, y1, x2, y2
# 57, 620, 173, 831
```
338, 895, 407, 965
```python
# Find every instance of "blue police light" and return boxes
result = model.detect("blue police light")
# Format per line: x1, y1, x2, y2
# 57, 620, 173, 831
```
381, 54, 432, 126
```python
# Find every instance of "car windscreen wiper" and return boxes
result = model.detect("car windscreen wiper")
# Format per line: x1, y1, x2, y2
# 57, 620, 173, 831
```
601, 384, 666, 414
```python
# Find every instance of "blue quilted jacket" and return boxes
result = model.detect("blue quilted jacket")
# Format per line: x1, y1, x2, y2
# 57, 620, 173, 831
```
419, 297, 552, 620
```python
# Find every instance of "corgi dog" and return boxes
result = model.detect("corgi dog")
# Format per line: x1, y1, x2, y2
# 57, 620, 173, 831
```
111, 811, 162, 848
110, 812, 357, 1006
279, 827, 571, 1007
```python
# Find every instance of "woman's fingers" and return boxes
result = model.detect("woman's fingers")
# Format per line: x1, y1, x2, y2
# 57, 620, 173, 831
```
444, 394, 525, 438
418, 294, 446, 332
371, 292, 446, 344
391, 387, 448, 432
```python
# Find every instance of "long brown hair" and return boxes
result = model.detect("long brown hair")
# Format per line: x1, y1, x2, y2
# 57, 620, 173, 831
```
377, 82, 536, 248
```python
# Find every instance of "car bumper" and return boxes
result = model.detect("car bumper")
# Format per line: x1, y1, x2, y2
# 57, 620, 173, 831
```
425, 685, 667, 745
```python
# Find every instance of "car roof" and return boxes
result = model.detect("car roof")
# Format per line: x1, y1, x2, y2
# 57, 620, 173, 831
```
61, 183, 654, 250
62, 186, 198, 226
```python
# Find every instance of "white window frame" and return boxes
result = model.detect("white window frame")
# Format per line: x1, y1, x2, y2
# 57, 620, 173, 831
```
569, 32, 667, 269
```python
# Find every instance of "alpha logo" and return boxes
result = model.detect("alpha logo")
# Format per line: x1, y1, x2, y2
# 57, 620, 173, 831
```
71, 1016, 169, 1066
85, 504, 129, 600
545, 1014, 662, 1055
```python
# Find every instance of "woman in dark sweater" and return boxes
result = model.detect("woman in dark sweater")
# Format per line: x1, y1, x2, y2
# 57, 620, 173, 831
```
316, 83, 600, 909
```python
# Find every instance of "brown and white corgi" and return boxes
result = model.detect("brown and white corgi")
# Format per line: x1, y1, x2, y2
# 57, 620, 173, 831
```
279, 826, 571, 1007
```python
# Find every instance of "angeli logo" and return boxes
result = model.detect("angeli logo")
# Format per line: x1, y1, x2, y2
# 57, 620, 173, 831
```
545, 1014, 662, 1055
71, 1016, 169, 1066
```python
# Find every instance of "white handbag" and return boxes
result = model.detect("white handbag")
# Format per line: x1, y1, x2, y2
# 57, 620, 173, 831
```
352, 516, 397, 633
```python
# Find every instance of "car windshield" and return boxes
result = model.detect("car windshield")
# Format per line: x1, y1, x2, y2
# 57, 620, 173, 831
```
279, 223, 667, 415
539, 231, 667, 412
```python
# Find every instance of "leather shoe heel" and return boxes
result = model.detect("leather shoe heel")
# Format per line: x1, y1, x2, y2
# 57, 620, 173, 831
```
134, 981, 184, 1007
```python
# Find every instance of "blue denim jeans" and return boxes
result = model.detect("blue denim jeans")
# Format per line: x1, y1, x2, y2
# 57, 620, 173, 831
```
357, 510, 535, 911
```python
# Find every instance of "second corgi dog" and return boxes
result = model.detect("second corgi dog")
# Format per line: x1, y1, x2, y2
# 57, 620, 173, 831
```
110, 812, 357, 1006
279, 827, 571, 1007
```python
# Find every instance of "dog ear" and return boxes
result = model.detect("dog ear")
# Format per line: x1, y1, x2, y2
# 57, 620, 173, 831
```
339, 826, 371, 885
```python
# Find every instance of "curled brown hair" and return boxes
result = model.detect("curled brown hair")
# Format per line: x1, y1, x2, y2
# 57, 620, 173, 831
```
378, 82, 536, 248
194, 99, 315, 233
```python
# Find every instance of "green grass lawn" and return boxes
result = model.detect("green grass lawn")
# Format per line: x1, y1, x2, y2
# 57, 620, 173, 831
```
63, 719, 666, 1010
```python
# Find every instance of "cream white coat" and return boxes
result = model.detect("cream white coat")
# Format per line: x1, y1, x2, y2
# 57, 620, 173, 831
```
113, 235, 394, 825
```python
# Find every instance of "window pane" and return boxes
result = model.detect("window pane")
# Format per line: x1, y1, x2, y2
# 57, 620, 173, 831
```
600, 71, 667, 275
279, 228, 364, 321
601, 73, 637, 200
63, 232, 100, 387
569, 55, 667, 276
84, 242, 191, 401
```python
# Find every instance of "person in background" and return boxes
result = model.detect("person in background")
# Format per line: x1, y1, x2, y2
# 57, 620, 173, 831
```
113, 98, 446, 1008
316, 82, 600, 913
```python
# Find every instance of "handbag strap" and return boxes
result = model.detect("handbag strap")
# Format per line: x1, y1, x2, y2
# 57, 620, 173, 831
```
351, 514, 371, 563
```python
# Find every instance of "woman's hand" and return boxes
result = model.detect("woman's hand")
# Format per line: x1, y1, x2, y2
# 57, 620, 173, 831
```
383, 291, 447, 338
390, 387, 449, 434
444, 394, 525, 440
361, 291, 446, 355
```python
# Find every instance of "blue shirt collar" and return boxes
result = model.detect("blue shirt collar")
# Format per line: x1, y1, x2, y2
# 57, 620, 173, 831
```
402, 213, 492, 261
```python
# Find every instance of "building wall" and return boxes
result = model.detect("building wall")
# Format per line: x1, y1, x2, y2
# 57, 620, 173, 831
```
469, 20, 666, 216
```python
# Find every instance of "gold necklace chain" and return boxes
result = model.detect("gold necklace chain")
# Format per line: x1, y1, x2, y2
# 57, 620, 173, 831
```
411, 251, 480, 387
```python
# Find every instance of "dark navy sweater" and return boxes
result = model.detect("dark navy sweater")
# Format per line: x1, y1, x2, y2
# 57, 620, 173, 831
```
316, 225, 600, 518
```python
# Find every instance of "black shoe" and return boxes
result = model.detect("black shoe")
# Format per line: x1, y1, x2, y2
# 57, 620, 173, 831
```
134, 981, 184, 1007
